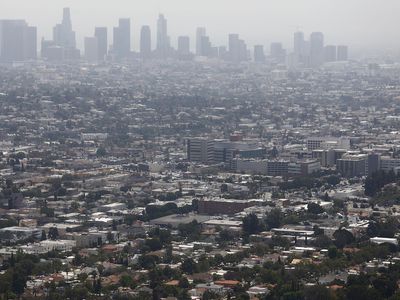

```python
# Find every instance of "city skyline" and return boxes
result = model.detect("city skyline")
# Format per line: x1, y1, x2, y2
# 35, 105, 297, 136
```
1, 6, 350, 64
1, 0, 400, 55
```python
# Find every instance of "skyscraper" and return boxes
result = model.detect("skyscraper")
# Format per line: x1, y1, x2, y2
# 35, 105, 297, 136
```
49, 8, 80, 60
218, 46, 228, 60
84, 37, 99, 63
196, 27, 206, 56
53, 8, 76, 49
140, 26, 151, 59
310, 32, 324, 67
254, 45, 265, 62
113, 18, 131, 59
0, 20, 37, 62
177, 36, 190, 56
293, 31, 306, 64
156, 14, 170, 58
41, 39, 63, 61
337, 45, 348, 61
228, 34, 240, 62
324, 45, 337, 62
293, 31, 304, 56
94, 27, 108, 61
270, 42, 286, 63
200, 36, 212, 57
238, 39, 248, 61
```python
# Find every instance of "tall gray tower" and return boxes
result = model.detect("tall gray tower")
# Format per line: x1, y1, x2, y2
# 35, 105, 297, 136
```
310, 32, 324, 67
140, 25, 151, 59
113, 18, 131, 58
156, 14, 170, 58
53, 8, 76, 49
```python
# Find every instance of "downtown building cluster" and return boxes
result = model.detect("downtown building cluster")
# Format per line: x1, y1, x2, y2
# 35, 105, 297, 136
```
1, 8, 348, 66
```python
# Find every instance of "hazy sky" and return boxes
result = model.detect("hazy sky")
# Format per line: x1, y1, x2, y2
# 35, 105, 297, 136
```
2, 0, 400, 54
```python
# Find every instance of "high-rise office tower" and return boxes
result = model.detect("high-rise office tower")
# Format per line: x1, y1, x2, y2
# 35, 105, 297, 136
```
293, 31, 304, 55
210, 47, 219, 58
53, 8, 76, 49
187, 138, 214, 163
113, 18, 131, 59
270, 42, 283, 57
140, 25, 151, 59
293, 31, 307, 64
324, 45, 337, 62
177, 36, 190, 56
94, 27, 107, 61
156, 14, 170, 58
218, 46, 228, 60
238, 39, 248, 61
200, 36, 212, 57
25, 26, 37, 59
43, 8, 79, 61
270, 42, 286, 63
337, 45, 348, 61
41, 39, 63, 61
196, 27, 206, 56
302, 40, 311, 65
310, 32, 324, 67
0, 20, 37, 62
254, 45, 265, 62
228, 34, 240, 62
84, 37, 99, 63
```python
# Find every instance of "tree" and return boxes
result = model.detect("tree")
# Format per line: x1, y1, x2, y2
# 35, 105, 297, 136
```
120, 274, 134, 287
48, 227, 59, 240
197, 255, 210, 273
304, 285, 333, 300
178, 290, 191, 300
372, 275, 397, 298
325, 175, 340, 186
242, 213, 261, 235
323, 192, 330, 201
93, 278, 102, 294
107, 231, 113, 242
307, 203, 324, 215
71, 201, 80, 211
365, 170, 397, 197
345, 285, 382, 300
96, 147, 107, 157
163, 246, 173, 263
178, 277, 190, 289
144, 238, 163, 251
218, 229, 236, 243
11, 268, 26, 295
41, 206, 55, 217
5, 179, 13, 189
181, 258, 197, 275
138, 255, 159, 269
265, 208, 283, 230
178, 220, 202, 240
313, 235, 332, 248
367, 218, 399, 238
202, 290, 219, 300
65, 286, 89, 299
149, 227, 171, 245
41, 230, 47, 241
328, 246, 338, 259
313, 225, 324, 236
333, 229, 354, 248
221, 183, 228, 193
9, 253, 15, 267
72, 253, 83, 266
